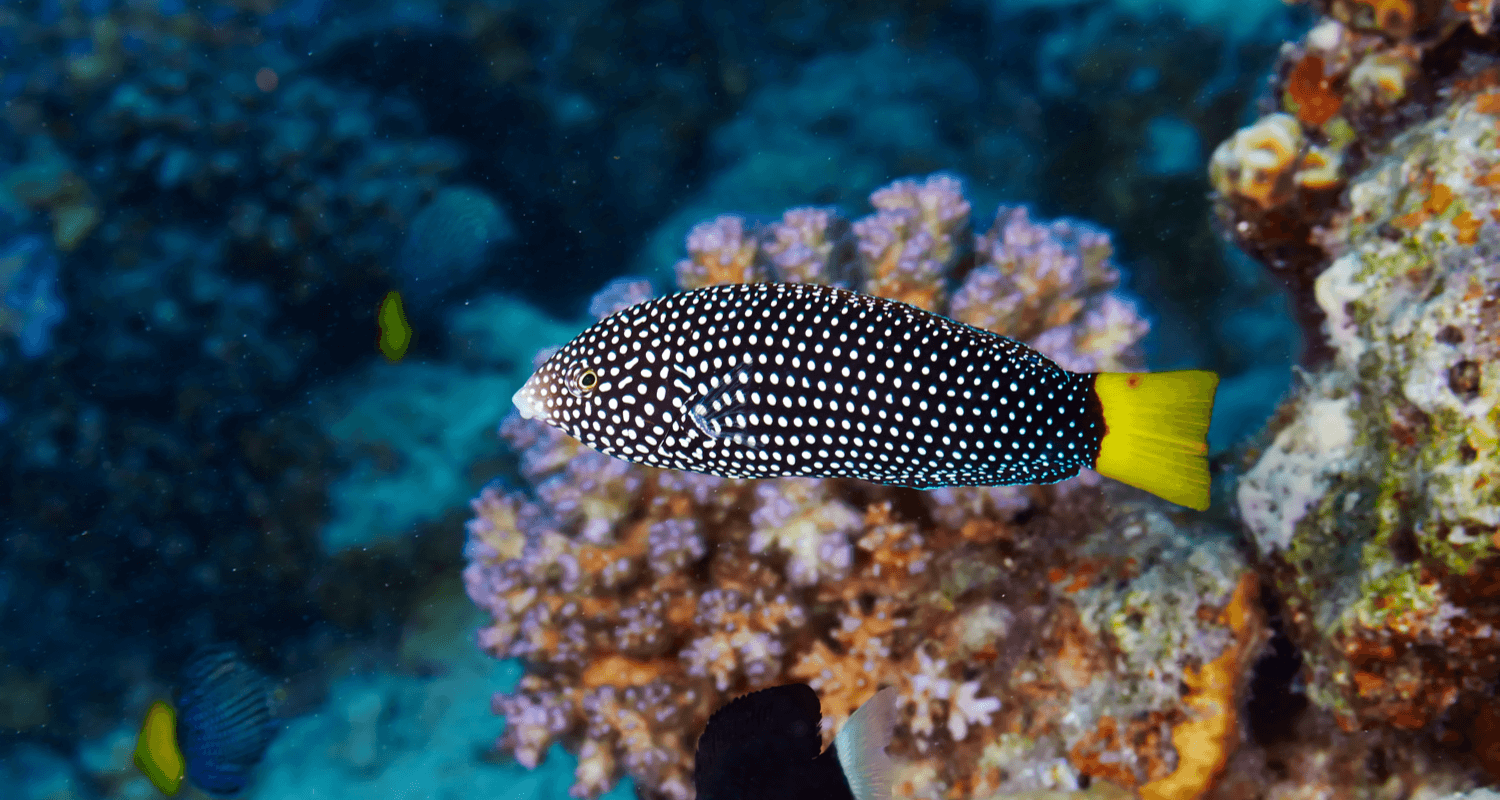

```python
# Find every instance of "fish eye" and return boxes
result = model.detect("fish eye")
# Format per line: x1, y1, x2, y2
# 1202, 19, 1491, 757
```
577, 370, 598, 391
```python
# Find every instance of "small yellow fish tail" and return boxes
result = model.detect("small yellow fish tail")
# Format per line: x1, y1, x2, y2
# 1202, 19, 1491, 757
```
1092, 370, 1218, 511
134, 700, 186, 796
378, 290, 413, 362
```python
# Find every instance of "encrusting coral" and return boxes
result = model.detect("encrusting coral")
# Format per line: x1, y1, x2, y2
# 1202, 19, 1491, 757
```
1207, 0, 1500, 786
1236, 44, 1500, 759
1208, 0, 1500, 357
464, 175, 1264, 800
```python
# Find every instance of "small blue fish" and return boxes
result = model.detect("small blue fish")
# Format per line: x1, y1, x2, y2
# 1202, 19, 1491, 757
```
398, 186, 513, 299
695, 683, 897, 800
134, 646, 278, 796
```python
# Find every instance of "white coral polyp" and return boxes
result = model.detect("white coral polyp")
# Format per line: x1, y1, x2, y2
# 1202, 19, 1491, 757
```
948, 681, 1003, 741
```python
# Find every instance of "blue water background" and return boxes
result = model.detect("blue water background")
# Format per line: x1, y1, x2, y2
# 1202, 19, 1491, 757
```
0, 0, 1311, 797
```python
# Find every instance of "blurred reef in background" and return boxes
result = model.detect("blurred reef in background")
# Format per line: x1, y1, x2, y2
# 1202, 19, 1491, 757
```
13, 0, 1495, 798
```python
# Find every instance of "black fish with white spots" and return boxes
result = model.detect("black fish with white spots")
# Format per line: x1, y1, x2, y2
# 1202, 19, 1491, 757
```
513, 282, 1218, 509
693, 683, 898, 800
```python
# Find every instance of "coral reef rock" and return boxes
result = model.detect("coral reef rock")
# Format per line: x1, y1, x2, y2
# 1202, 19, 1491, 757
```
1237, 26, 1500, 759
465, 175, 1265, 800
1210, 0, 1500, 354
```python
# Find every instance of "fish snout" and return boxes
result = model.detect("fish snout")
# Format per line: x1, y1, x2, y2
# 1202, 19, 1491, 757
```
512, 381, 545, 421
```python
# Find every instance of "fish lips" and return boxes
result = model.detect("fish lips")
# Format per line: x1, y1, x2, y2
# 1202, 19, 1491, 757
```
512, 381, 545, 421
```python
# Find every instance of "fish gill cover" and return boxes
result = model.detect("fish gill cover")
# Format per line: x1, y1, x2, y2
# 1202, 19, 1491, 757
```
465, 175, 1264, 800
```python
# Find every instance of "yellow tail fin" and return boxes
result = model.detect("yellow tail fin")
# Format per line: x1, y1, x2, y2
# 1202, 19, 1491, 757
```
1092, 370, 1218, 511
134, 700, 185, 796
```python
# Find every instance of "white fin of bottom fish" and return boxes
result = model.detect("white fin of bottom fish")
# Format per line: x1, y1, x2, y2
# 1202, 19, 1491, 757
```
834, 687, 898, 800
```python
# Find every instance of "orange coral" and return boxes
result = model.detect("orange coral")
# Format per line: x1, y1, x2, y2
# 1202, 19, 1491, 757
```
582, 655, 679, 688
1069, 712, 1179, 789
1331, 0, 1424, 37
1349, 51, 1418, 105
1454, 210, 1482, 244
1367, 0, 1417, 33
1297, 146, 1345, 191
1072, 717, 1142, 787
1139, 573, 1262, 800
1288, 54, 1344, 125
1209, 114, 1305, 209
1460, 0, 1499, 33
1424, 183, 1454, 215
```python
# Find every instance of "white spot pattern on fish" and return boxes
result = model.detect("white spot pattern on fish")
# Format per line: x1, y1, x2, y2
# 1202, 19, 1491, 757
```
512, 282, 1103, 489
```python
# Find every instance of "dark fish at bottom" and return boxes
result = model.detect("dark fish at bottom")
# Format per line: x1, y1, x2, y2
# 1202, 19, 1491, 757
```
514, 282, 1218, 509
695, 683, 898, 800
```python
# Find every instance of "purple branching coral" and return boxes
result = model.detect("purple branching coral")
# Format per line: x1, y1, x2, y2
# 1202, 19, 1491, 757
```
465, 174, 1262, 800
952, 207, 1146, 372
